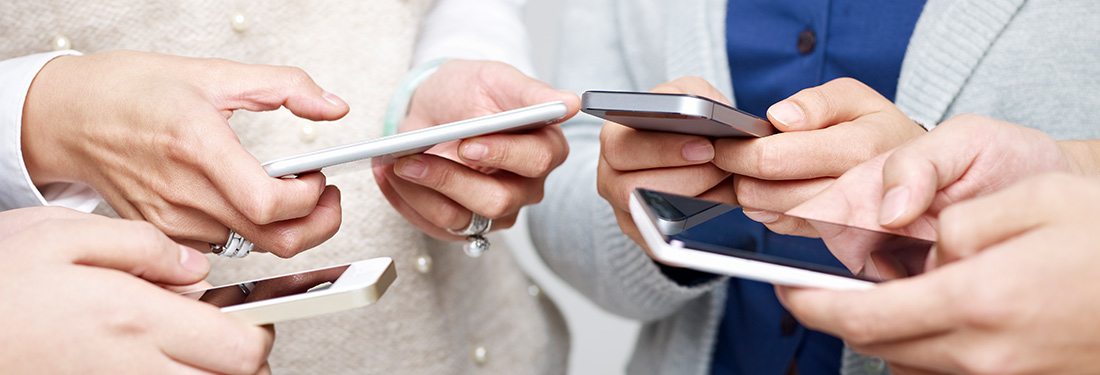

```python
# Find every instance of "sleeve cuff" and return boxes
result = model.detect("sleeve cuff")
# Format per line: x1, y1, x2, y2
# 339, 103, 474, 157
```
0, 50, 101, 212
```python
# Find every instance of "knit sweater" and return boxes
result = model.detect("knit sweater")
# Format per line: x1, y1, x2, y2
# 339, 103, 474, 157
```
0, 1, 568, 373
529, 0, 1100, 374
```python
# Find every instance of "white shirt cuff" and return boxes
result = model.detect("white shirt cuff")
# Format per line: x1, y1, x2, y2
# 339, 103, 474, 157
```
0, 50, 101, 212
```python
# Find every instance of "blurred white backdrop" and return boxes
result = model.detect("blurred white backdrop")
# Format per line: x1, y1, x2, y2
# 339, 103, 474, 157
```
499, 1, 644, 375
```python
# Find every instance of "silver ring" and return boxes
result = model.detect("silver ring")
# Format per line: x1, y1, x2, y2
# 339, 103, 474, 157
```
447, 213, 491, 257
210, 230, 254, 258
447, 213, 492, 236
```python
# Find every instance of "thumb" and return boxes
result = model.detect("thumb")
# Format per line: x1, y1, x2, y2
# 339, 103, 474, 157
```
483, 63, 580, 119
23, 218, 210, 286
204, 60, 350, 121
766, 77, 892, 132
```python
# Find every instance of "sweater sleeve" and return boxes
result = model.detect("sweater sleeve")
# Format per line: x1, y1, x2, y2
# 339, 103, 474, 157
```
527, 0, 724, 322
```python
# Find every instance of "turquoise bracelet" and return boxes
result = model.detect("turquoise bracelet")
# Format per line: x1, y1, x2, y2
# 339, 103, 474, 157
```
382, 58, 450, 136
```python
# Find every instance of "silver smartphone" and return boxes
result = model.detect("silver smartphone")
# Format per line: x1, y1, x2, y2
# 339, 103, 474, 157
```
581, 91, 776, 138
180, 257, 396, 325
262, 101, 569, 177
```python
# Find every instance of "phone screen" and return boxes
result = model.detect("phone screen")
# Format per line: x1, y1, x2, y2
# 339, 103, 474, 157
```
636, 189, 933, 281
180, 264, 350, 308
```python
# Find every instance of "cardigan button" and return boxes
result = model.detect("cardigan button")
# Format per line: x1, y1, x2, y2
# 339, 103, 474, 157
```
797, 29, 817, 55
231, 12, 249, 32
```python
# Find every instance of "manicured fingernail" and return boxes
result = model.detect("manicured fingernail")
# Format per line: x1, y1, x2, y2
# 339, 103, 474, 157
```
768, 101, 804, 128
179, 246, 210, 274
743, 209, 780, 224
682, 140, 714, 162
462, 142, 488, 162
396, 158, 427, 180
879, 186, 910, 226
323, 91, 347, 108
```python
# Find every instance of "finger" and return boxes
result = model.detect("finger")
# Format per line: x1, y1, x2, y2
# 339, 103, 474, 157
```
157, 298, 273, 375
0, 206, 92, 239
199, 130, 328, 225
23, 218, 210, 285
712, 123, 904, 180
204, 61, 350, 121
600, 121, 716, 170
933, 174, 1063, 266
878, 116, 1065, 228
393, 154, 537, 220
458, 125, 569, 178
651, 76, 733, 105
375, 162, 516, 239
876, 122, 984, 228
733, 176, 835, 212
765, 77, 892, 132
477, 62, 581, 117
247, 185, 343, 258
597, 155, 731, 214
777, 274, 961, 346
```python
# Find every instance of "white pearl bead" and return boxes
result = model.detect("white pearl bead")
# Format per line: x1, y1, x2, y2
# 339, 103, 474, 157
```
528, 284, 541, 297
299, 123, 318, 143
472, 346, 488, 364
51, 35, 72, 51
414, 255, 432, 274
230, 12, 249, 32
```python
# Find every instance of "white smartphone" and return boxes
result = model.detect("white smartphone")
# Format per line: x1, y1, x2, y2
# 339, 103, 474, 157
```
581, 90, 776, 138
181, 257, 397, 325
262, 101, 569, 177
629, 189, 934, 290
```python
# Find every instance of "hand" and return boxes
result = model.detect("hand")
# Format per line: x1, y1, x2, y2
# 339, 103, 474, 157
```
715, 78, 925, 222
21, 51, 348, 257
781, 115, 1072, 273
778, 173, 1100, 375
595, 76, 735, 249
0, 208, 274, 374
373, 60, 579, 240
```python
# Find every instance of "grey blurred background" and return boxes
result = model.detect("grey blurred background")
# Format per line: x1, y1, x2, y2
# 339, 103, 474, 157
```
500, 1, 644, 374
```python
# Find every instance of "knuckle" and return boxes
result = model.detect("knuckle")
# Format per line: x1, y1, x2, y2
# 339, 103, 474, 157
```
749, 141, 784, 178
835, 312, 877, 346
279, 66, 312, 86
239, 189, 278, 225
266, 228, 308, 258
480, 186, 519, 219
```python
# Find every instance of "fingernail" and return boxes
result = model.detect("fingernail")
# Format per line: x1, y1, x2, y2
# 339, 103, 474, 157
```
879, 186, 910, 226
743, 209, 780, 224
462, 142, 488, 162
179, 246, 210, 274
396, 158, 427, 180
682, 140, 714, 162
768, 101, 805, 128
323, 91, 347, 108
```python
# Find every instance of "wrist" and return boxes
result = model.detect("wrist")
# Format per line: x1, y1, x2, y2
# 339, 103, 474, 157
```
382, 58, 450, 136
21, 54, 80, 186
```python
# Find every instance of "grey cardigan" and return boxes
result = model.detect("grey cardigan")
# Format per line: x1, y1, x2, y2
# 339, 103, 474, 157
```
529, 0, 1100, 374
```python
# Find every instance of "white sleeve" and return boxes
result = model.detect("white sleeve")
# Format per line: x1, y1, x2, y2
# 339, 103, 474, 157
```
0, 51, 101, 212
412, 0, 535, 78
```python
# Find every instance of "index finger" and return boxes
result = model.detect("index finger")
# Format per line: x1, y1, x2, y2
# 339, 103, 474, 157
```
777, 273, 960, 346
600, 121, 716, 171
